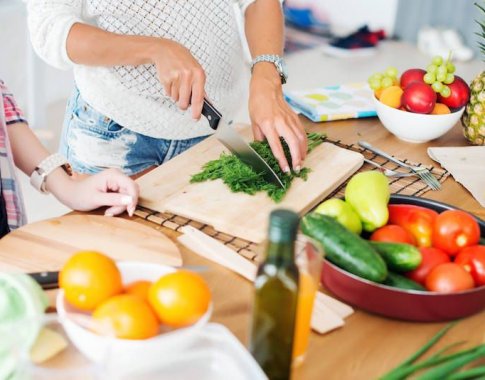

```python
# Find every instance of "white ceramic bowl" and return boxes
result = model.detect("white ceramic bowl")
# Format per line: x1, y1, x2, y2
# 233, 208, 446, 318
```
56, 262, 212, 373
373, 97, 465, 143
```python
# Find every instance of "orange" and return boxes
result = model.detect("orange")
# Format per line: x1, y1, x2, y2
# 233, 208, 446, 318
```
379, 86, 403, 109
59, 251, 122, 311
374, 88, 384, 100
148, 271, 211, 328
125, 280, 152, 302
431, 103, 451, 115
92, 294, 159, 340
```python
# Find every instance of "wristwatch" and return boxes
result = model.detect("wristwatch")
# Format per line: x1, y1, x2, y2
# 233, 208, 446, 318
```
30, 153, 73, 194
250, 54, 288, 84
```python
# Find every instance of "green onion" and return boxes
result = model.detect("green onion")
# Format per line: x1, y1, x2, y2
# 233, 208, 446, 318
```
446, 365, 485, 380
416, 345, 485, 380
380, 323, 456, 380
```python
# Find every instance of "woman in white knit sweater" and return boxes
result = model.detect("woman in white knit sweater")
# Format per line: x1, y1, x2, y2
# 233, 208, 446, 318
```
27, 0, 307, 177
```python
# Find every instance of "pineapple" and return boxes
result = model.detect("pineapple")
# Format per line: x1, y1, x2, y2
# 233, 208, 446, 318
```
461, 1, 485, 145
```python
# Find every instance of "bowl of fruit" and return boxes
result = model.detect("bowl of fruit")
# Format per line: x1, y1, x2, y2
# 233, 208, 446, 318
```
303, 172, 485, 322
56, 253, 212, 373
369, 56, 471, 143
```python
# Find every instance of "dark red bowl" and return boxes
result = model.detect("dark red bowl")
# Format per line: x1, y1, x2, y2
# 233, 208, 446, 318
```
321, 195, 485, 322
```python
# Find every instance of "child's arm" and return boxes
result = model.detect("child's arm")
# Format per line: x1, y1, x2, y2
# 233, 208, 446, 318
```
7, 122, 138, 216
2, 85, 138, 216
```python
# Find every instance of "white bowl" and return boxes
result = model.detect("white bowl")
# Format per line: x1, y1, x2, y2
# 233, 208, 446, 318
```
56, 261, 212, 373
373, 96, 465, 143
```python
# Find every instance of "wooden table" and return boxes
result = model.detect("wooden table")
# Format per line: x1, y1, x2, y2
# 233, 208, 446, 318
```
5, 41, 485, 378
150, 117, 483, 380
34, 115, 481, 379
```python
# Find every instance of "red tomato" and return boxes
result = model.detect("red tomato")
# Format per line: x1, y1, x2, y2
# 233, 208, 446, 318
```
455, 246, 485, 286
370, 225, 416, 245
432, 210, 480, 255
405, 247, 450, 285
425, 263, 475, 293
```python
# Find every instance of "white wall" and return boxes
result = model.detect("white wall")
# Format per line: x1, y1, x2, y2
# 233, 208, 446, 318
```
0, 0, 73, 127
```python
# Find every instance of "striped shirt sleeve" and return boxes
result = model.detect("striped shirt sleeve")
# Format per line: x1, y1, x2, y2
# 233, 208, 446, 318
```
0, 80, 28, 126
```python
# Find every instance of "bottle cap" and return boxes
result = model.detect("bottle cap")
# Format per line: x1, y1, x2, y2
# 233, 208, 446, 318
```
268, 209, 299, 243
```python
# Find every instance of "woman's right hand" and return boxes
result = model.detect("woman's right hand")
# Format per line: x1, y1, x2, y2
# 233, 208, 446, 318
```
150, 39, 206, 120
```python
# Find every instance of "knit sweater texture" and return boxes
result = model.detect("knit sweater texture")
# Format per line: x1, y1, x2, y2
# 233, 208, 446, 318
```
28, 0, 257, 139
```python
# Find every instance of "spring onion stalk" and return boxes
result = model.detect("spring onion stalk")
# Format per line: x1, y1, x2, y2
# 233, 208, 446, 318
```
446, 365, 485, 380
380, 323, 456, 380
415, 345, 485, 380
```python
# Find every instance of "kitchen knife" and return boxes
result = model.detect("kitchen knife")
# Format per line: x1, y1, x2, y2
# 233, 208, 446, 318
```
201, 100, 285, 189
29, 271, 59, 290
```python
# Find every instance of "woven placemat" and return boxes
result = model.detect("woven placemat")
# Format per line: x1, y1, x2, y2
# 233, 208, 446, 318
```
135, 139, 449, 263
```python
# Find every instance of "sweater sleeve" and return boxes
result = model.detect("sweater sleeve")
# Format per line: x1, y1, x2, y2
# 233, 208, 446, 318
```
237, 0, 282, 14
27, 0, 83, 70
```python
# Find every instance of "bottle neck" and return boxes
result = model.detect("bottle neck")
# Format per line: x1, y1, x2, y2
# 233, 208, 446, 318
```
265, 240, 296, 267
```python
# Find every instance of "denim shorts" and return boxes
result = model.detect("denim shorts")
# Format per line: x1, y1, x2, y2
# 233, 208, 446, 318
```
60, 88, 208, 176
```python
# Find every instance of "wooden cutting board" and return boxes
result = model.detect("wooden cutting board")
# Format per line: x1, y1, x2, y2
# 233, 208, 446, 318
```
137, 126, 363, 243
0, 215, 182, 273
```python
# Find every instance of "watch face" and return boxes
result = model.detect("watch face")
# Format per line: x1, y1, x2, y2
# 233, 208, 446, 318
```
278, 59, 288, 83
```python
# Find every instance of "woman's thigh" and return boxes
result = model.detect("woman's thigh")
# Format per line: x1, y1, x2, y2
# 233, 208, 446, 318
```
60, 89, 159, 176
60, 89, 210, 176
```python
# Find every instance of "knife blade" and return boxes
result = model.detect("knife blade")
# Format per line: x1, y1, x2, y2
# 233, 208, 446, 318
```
201, 100, 285, 189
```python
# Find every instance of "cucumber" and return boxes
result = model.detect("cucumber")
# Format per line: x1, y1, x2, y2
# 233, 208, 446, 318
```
384, 272, 425, 291
301, 213, 388, 283
369, 241, 421, 272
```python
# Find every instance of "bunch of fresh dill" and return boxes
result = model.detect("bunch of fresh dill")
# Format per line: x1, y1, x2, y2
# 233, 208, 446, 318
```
190, 132, 326, 202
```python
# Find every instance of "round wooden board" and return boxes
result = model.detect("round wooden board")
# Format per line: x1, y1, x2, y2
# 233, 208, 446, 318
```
0, 215, 182, 272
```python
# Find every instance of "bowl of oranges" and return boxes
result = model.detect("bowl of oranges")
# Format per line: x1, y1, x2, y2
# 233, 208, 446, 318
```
56, 251, 212, 372
369, 56, 470, 143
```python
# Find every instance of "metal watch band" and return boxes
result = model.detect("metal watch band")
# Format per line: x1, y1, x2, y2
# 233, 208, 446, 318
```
250, 54, 288, 84
30, 153, 72, 194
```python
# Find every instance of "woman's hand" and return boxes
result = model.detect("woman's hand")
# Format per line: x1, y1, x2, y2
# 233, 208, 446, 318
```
150, 39, 206, 120
248, 64, 307, 173
49, 168, 139, 217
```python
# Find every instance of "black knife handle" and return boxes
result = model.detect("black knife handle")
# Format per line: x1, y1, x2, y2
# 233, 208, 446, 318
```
202, 99, 222, 130
29, 271, 59, 290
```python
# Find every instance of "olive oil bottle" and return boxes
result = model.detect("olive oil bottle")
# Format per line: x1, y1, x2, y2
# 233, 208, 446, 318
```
249, 209, 299, 380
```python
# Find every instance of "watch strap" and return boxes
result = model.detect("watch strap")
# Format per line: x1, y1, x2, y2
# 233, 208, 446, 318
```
30, 153, 72, 194
250, 54, 287, 84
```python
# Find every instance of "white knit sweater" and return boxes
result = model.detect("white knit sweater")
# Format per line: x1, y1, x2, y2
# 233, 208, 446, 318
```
27, 0, 257, 139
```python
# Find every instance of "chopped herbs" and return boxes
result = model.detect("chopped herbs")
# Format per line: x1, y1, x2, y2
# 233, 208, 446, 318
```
190, 132, 326, 202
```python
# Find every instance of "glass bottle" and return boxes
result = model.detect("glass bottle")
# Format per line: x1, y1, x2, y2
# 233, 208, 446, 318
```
249, 209, 300, 380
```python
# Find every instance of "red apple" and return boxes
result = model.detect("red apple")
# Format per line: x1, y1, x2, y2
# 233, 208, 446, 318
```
400, 69, 426, 89
437, 76, 470, 111
402, 82, 436, 114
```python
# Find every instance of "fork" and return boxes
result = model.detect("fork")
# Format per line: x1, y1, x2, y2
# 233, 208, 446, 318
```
358, 141, 441, 190
363, 159, 418, 178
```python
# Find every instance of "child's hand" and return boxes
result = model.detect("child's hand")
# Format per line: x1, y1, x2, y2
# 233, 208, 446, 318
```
56, 168, 139, 216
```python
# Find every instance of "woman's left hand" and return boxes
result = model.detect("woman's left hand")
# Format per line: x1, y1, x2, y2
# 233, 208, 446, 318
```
248, 64, 307, 174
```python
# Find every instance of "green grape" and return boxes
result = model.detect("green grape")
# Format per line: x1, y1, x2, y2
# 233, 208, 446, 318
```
423, 73, 435, 84
437, 65, 447, 76
443, 73, 455, 84
369, 78, 381, 90
432, 56, 443, 65
381, 77, 393, 88
440, 85, 451, 97
436, 72, 446, 82
446, 62, 456, 73
385, 66, 398, 78
426, 64, 438, 74
432, 82, 443, 92
370, 73, 383, 81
